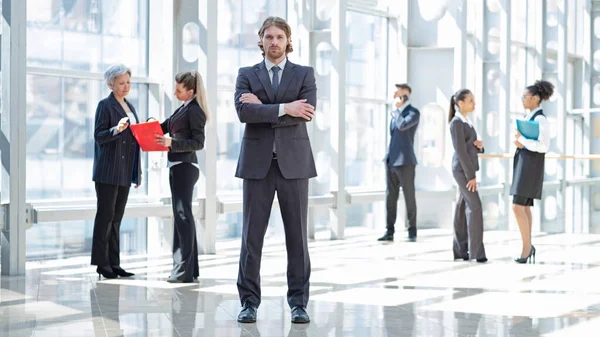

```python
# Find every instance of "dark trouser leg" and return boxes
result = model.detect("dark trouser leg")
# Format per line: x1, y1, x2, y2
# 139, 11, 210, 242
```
275, 166, 310, 308
91, 183, 119, 266
169, 163, 200, 282
237, 160, 277, 308
399, 165, 417, 237
109, 185, 131, 268
452, 190, 469, 259
385, 164, 401, 235
453, 172, 486, 260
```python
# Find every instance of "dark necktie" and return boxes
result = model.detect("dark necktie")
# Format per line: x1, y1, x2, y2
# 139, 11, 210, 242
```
272, 66, 280, 96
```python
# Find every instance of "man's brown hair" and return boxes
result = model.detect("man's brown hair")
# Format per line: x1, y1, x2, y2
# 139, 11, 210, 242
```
258, 16, 293, 57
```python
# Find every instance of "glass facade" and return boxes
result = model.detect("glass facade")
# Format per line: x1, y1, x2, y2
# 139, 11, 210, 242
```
0, 0, 593, 264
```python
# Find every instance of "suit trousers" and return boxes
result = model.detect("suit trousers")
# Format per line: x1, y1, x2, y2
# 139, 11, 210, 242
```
169, 163, 200, 282
385, 164, 417, 236
91, 182, 130, 267
237, 158, 311, 309
452, 170, 486, 260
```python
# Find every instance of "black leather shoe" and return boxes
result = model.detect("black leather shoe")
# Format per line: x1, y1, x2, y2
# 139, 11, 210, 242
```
377, 233, 394, 241
237, 302, 257, 323
408, 234, 417, 242
112, 266, 135, 277
291, 306, 310, 324
476, 258, 488, 263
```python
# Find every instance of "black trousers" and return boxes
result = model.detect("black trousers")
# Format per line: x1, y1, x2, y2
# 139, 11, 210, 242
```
385, 164, 417, 236
91, 182, 130, 267
169, 163, 200, 282
237, 159, 311, 309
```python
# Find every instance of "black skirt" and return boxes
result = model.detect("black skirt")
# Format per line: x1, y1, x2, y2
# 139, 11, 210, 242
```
509, 148, 545, 200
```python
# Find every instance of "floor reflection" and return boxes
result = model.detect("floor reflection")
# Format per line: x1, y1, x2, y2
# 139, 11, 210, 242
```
0, 229, 599, 336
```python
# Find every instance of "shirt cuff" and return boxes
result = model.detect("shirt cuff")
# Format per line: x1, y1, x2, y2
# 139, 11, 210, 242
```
111, 126, 119, 136
278, 104, 285, 117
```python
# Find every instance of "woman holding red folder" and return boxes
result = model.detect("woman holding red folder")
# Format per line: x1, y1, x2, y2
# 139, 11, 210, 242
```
91, 64, 140, 279
510, 80, 554, 264
154, 71, 208, 283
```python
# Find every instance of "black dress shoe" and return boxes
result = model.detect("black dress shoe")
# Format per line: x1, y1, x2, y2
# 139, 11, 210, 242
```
166, 278, 193, 283
96, 266, 117, 279
291, 306, 310, 324
377, 233, 394, 241
237, 302, 257, 323
476, 258, 488, 263
112, 266, 135, 277
408, 234, 417, 242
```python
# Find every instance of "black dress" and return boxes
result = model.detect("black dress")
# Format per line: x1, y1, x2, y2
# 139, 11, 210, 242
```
509, 109, 546, 205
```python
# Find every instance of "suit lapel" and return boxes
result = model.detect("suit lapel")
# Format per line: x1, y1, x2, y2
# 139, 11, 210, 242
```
275, 60, 297, 102
109, 93, 128, 119
254, 61, 275, 103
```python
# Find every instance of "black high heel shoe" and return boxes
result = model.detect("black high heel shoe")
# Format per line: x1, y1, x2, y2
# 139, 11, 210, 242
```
96, 266, 118, 279
514, 246, 535, 264
112, 266, 135, 277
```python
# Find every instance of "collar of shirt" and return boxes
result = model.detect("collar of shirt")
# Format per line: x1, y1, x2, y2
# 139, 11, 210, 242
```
525, 106, 542, 119
456, 112, 472, 126
265, 57, 287, 72
183, 97, 195, 107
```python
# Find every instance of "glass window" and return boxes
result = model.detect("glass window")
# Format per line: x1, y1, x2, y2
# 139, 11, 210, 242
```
26, 74, 149, 200
346, 12, 388, 99
27, 0, 149, 75
345, 102, 387, 188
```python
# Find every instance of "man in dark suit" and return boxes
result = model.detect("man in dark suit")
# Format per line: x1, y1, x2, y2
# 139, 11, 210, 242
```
234, 16, 316, 324
379, 83, 420, 242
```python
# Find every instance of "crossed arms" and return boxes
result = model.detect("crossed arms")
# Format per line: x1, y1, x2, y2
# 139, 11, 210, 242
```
234, 67, 317, 128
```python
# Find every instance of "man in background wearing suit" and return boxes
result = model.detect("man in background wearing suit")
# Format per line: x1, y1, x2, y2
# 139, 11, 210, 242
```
379, 83, 420, 242
234, 16, 317, 324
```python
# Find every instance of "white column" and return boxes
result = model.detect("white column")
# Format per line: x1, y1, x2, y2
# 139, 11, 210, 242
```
499, 0, 512, 229
1, 0, 27, 275
198, 0, 218, 254
330, 0, 347, 239
557, 0, 569, 231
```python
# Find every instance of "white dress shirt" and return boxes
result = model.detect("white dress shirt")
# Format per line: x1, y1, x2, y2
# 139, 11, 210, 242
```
391, 100, 410, 130
517, 106, 549, 153
455, 111, 473, 127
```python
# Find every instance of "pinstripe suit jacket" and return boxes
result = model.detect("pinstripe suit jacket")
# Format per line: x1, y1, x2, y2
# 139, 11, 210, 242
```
92, 92, 142, 187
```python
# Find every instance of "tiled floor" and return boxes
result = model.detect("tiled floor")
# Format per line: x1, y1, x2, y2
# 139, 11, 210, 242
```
3, 228, 600, 336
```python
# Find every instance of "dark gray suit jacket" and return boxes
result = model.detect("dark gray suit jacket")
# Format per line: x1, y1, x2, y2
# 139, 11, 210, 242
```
234, 59, 317, 180
384, 104, 420, 167
449, 115, 484, 181
92, 92, 142, 187
160, 99, 206, 163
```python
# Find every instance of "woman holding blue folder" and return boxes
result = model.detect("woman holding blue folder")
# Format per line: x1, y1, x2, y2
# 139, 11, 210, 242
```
448, 89, 487, 263
154, 71, 209, 282
511, 80, 554, 263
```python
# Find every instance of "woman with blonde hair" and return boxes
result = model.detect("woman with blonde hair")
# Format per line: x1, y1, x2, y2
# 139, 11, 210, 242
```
154, 71, 208, 282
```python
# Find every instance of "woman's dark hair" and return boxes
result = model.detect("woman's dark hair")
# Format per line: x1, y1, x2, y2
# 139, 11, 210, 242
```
448, 89, 472, 123
526, 80, 554, 103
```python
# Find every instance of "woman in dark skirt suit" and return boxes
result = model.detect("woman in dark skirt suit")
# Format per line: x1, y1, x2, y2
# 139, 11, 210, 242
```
511, 80, 554, 263
448, 89, 487, 263
154, 71, 208, 282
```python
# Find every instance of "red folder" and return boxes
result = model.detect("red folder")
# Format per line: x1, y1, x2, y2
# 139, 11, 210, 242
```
130, 120, 169, 152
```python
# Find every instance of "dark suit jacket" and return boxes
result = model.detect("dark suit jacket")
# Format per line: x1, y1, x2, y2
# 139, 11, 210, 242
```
92, 92, 142, 187
384, 104, 420, 166
160, 99, 207, 163
449, 115, 484, 181
234, 59, 317, 180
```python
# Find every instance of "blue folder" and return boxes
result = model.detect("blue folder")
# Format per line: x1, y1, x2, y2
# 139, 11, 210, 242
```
516, 119, 539, 140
